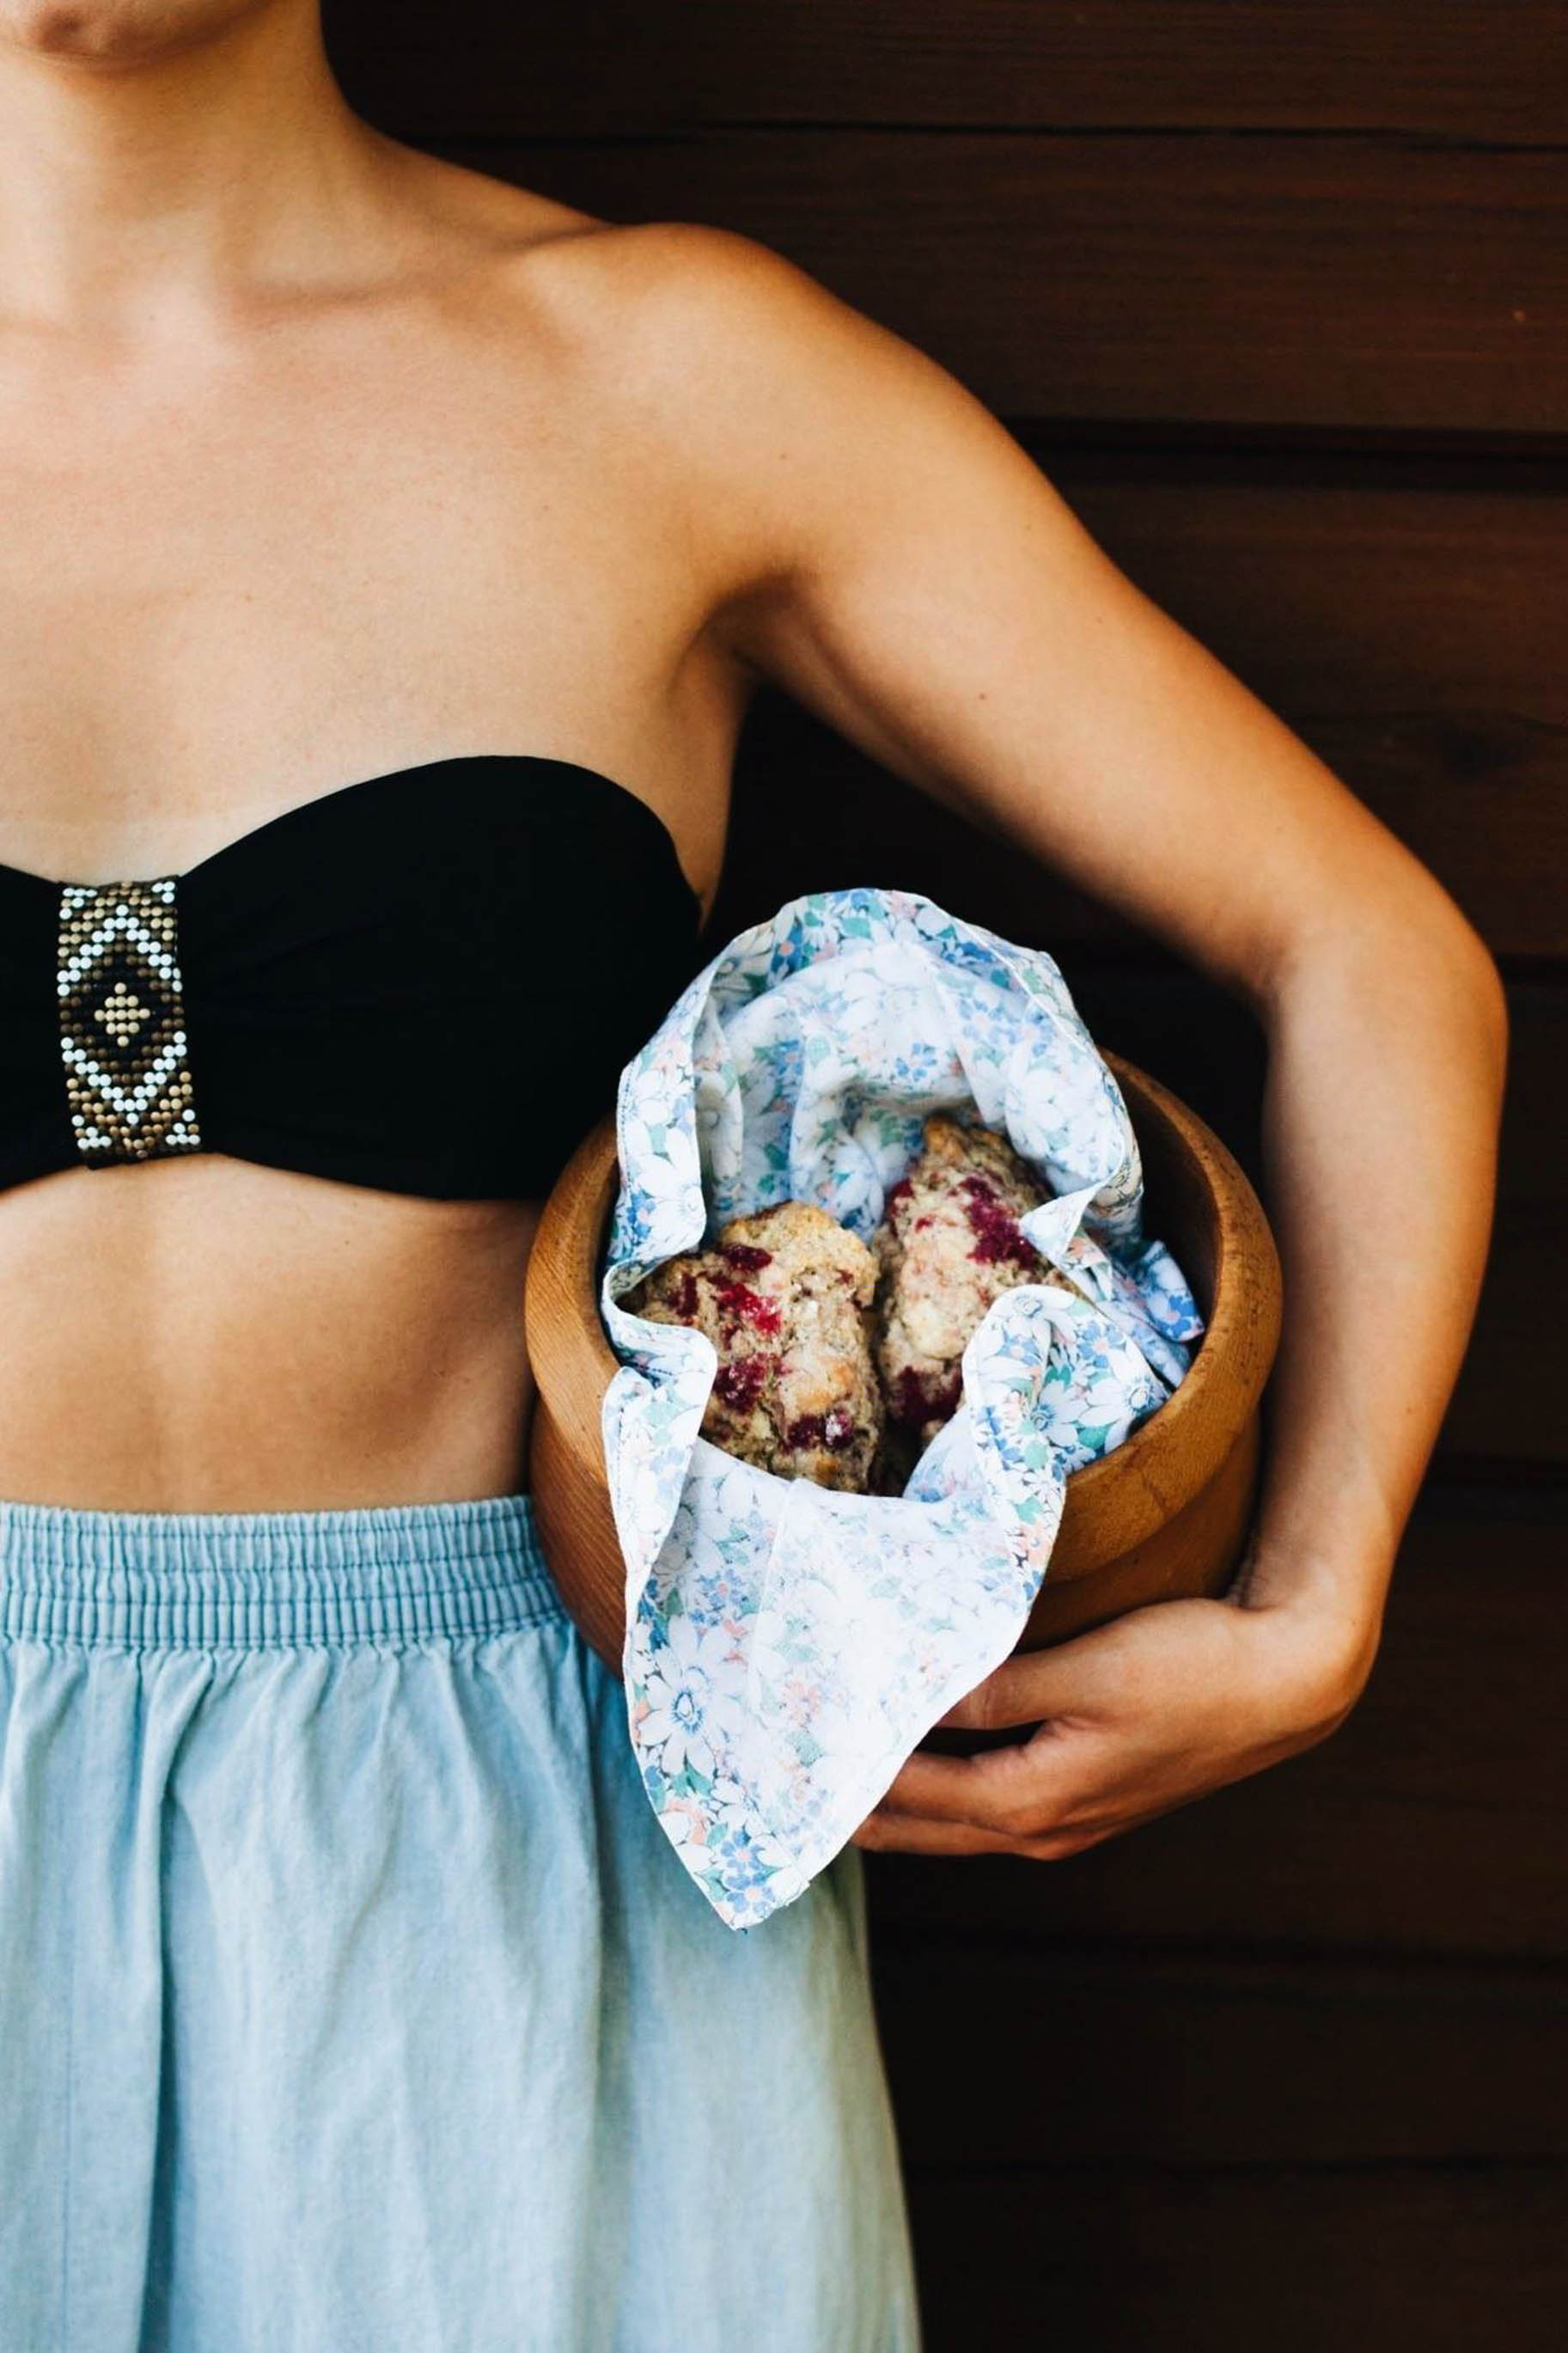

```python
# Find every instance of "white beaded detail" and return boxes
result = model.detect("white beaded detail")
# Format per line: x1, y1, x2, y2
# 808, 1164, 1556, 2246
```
56, 876, 203, 1165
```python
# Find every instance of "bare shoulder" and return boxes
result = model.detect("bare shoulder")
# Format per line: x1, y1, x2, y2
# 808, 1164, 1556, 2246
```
529, 217, 849, 352
381, 131, 979, 457
381, 147, 798, 328
523, 215, 959, 431
384, 158, 893, 422
389, 162, 1043, 642
509, 216, 1027, 609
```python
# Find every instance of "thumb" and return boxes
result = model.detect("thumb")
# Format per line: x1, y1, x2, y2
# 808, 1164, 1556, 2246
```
937, 1626, 1119, 1732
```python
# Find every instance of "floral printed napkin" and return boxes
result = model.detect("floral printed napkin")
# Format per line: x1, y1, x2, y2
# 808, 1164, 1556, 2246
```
600, 888, 1203, 1929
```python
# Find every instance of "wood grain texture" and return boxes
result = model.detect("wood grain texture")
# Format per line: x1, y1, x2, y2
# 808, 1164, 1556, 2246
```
328, 2, 1568, 145
682, 2, 1568, 144
434, 129, 1568, 435
1059, 455, 1568, 961
523, 1058, 1282, 1668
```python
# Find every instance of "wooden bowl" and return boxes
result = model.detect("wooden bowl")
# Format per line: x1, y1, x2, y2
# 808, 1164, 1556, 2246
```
523, 1054, 1282, 1673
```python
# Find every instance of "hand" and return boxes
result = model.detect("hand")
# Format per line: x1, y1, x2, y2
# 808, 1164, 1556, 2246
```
851, 1574, 1378, 1861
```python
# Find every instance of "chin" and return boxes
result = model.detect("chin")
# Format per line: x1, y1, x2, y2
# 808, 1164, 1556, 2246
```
1, 0, 264, 64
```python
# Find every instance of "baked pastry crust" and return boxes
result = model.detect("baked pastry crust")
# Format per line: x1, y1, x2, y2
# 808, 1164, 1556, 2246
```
621, 1116, 1062, 1495
871, 1114, 1065, 1446
625, 1200, 884, 1492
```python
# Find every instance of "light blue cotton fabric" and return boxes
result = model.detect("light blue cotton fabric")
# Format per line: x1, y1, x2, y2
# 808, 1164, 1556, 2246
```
0, 1491, 920, 2353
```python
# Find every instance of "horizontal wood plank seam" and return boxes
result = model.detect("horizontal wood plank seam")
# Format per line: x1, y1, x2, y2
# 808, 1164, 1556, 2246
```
423, 125, 1568, 157
686, 122, 1568, 156
869, 1925, 1568, 1977
900, 2150, 1568, 2181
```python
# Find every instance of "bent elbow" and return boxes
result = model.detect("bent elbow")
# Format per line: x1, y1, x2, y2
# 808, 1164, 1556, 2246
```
1438, 900, 1510, 1075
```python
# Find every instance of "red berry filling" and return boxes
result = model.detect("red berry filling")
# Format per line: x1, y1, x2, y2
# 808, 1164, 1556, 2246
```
712, 1355, 768, 1413
783, 1403, 858, 1452
669, 1268, 699, 1320
958, 1173, 1041, 1269
715, 1280, 783, 1335
889, 1366, 963, 1428
719, 1242, 773, 1273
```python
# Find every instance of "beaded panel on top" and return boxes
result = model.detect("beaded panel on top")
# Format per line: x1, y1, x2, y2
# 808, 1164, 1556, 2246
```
56, 877, 203, 1166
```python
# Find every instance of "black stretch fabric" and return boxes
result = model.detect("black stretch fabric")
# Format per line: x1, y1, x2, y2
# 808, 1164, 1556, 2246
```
0, 755, 706, 1201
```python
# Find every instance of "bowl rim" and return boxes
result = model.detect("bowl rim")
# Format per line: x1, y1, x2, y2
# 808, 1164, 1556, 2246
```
1050, 1054, 1280, 1577
524, 1051, 1281, 1584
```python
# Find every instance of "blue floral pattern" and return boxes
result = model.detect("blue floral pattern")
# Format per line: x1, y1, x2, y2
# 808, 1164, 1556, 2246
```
600, 889, 1203, 1929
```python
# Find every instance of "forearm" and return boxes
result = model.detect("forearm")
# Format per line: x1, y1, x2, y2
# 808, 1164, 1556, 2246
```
1233, 898, 1509, 1682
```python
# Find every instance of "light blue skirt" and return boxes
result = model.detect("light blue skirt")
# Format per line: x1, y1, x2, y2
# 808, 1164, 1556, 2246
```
0, 1491, 921, 2352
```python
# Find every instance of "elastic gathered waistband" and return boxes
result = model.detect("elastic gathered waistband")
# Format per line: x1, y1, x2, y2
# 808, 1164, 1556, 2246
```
0, 1489, 567, 1652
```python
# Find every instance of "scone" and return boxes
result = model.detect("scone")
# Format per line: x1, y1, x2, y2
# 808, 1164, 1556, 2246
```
624, 1200, 884, 1492
871, 1114, 1066, 1445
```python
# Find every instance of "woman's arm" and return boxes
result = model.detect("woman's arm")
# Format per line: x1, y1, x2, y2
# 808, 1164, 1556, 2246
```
625, 223, 1510, 1856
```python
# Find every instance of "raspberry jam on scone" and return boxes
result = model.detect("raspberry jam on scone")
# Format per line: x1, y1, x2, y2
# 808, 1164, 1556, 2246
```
870, 1114, 1065, 1446
621, 1117, 1064, 1496
624, 1200, 885, 1493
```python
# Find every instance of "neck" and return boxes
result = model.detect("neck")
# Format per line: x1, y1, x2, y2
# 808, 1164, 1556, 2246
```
0, 1, 393, 330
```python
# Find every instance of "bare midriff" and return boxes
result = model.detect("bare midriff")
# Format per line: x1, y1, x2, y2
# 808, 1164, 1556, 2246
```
0, 1156, 546, 1510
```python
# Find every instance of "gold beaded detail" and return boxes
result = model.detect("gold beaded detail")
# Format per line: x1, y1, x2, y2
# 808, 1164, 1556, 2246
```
57, 877, 203, 1166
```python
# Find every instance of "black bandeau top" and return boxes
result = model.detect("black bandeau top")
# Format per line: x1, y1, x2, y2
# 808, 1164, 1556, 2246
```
0, 754, 707, 1202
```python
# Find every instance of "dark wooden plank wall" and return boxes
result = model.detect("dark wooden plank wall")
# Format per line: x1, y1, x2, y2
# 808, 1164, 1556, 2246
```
326, 7, 1568, 2343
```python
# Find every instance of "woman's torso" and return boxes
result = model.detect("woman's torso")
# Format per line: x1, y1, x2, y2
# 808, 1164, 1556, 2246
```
0, 156, 748, 1510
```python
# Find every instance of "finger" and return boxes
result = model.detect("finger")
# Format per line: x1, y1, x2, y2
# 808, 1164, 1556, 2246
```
880, 1728, 1091, 1832
936, 1629, 1126, 1731
851, 1808, 1085, 1860
851, 1810, 1020, 1855
856, 1794, 1191, 1859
